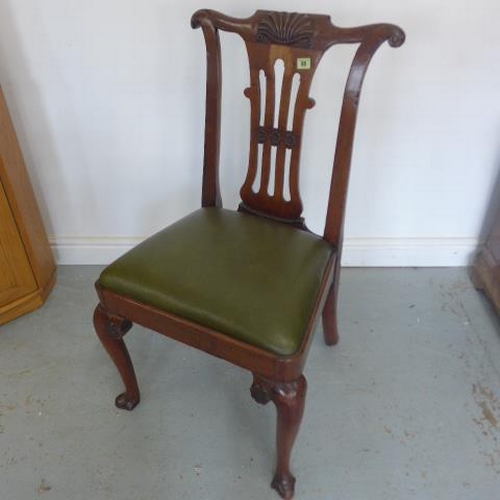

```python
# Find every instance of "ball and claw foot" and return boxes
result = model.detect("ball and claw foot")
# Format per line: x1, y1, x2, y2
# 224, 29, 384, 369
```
115, 392, 140, 411
272, 472, 296, 499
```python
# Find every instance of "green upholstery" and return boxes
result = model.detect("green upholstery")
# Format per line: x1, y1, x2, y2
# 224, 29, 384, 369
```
99, 208, 334, 356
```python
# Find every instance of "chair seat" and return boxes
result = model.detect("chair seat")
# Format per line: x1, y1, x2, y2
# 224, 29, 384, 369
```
99, 208, 334, 356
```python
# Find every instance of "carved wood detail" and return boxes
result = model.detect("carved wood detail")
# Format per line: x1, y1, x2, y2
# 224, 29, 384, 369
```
103, 310, 133, 340
239, 46, 319, 220
256, 12, 315, 48
257, 127, 297, 148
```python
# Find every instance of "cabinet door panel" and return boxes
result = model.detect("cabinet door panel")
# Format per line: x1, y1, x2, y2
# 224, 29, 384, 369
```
0, 179, 36, 304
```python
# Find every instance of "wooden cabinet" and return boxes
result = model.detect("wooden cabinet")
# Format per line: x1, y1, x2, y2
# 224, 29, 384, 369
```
0, 85, 56, 325
472, 207, 500, 314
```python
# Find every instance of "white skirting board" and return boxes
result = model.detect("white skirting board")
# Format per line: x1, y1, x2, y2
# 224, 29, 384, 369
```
50, 236, 479, 267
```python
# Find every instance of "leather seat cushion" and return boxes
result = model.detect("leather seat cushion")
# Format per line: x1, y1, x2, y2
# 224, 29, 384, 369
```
99, 208, 334, 356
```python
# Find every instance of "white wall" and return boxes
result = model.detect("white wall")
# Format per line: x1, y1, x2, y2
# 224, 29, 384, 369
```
0, 0, 499, 266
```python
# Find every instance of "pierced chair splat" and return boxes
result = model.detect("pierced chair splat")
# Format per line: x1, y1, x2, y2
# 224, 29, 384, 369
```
93, 9, 404, 499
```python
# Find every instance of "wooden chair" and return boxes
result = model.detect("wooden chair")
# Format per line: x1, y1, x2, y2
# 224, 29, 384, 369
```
93, 9, 404, 498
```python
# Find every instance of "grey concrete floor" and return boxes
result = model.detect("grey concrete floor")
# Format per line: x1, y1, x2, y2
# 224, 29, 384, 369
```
1, 267, 500, 500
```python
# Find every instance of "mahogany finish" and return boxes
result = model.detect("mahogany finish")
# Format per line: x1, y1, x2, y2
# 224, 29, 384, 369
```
94, 9, 403, 498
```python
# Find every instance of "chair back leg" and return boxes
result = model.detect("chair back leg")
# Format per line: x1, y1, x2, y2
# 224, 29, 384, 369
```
322, 258, 341, 345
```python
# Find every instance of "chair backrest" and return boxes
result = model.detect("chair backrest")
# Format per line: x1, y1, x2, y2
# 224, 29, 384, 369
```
191, 9, 404, 247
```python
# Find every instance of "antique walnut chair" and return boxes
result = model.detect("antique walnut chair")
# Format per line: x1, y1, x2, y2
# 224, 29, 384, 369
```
93, 9, 404, 498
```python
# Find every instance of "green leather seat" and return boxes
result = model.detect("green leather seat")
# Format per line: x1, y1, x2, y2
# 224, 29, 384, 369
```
99, 208, 334, 356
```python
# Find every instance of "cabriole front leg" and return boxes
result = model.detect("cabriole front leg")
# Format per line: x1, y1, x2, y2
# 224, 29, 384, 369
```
93, 303, 140, 410
250, 374, 307, 499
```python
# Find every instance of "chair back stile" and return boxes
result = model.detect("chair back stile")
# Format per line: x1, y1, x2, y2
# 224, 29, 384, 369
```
191, 9, 404, 241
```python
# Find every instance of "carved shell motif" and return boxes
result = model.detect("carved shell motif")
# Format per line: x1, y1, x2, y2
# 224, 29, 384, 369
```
256, 12, 314, 48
